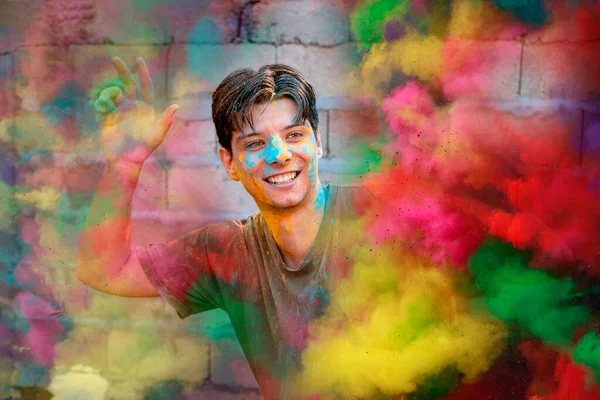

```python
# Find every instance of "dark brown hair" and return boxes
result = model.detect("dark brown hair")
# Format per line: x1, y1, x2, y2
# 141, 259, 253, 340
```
211, 64, 319, 153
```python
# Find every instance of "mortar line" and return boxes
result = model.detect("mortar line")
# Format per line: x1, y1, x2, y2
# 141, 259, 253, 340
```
580, 109, 585, 165
517, 38, 525, 95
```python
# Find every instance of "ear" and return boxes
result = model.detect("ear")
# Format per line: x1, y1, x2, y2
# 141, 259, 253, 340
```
218, 147, 239, 181
316, 128, 323, 159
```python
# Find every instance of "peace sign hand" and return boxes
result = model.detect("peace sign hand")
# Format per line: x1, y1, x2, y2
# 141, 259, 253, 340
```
96, 56, 178, 166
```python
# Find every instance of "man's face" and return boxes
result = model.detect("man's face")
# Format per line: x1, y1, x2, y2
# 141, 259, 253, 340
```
219, 98, 323, 210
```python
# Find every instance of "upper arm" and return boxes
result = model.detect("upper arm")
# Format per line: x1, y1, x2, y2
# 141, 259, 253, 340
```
78, 249, 159, 298
111, 249, 160, 297
83, 223, 243, 316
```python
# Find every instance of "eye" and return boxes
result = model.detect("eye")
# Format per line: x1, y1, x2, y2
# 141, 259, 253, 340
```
287, 131, 304, 140
245, 141, 264, 149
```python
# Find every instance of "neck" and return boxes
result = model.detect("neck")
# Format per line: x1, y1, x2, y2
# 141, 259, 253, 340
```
260, 182, 327, 269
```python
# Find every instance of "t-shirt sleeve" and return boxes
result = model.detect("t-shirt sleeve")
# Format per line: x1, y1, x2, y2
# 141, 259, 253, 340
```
134, 225, 229, 319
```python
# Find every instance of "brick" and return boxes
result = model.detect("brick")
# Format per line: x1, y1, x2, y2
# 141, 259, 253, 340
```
71, 44, 169, 101
63, 153, 166, 211
0, 221, 19, 269
52, 324, 110, 372
104, 379, 148, 400
444, 0, 527, 41
87, 0, 170, 44
48, 366, 110, 400
15, 152, 64, 190
524, 2, 600, 42
328, 108, 382, 158
448, 101, 584, 168
61, 156, 106, 209
106, 327, 209, 381
167, 44, 277, 110
442, 39, 521, 101
210, 338, 259, 389
0, 0, 98, 49
320, 171, 361, 187
55, 266, 103, 318
0, 54, 16, 119
18, 212, 82, 272
582, 111, 600, 172
132, 160, 167, 211
14, 47, 74, 112
277, 44, 357, 98
0, 357, 12, 391
12, 256, 60, 300
165, 90, 212, 121
11, 111, 72, 154
186, 384, 263, 400
522, 42, 600, 100
170, 0, 241, 44
0, 0, 47, 52
248, 0, 350, 46
13, 47, 78, 153
62, 266, 170, 321
154, 118, 217, 161
167, 164, 259, 215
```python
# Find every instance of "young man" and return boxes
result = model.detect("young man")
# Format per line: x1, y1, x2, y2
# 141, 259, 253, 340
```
76, 57, 366, 399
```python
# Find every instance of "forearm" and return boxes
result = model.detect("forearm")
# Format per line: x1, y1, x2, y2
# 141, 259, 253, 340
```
76, 161, 142, 286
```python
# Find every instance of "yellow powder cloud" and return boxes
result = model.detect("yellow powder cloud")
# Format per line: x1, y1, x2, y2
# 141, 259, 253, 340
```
15, 186, 61, 212
358, 33, 444, 100
291, 227, 506, 399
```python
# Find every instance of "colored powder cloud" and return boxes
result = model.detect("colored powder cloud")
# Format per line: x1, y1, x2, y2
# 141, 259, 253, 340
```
357, 33, 444, 99
15, 187, 61, 213
350, 0, 410, 49
48, 365, 109, 400
377, 80, 600, 274
361, 168, 485, 269
469, 240, 589, 346
573, 332, 600, 382
290, 227, 507, 399
15, 292, 65, 368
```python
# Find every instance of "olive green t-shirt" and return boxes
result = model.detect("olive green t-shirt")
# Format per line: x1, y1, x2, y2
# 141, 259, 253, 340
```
135, 184, 369, 399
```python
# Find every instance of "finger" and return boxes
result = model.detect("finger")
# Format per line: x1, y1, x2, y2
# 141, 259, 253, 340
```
136, 57, 154, 105
154, 104, 179, 140
112, 57, 138, 99
94, 97, 117, 114
99, 86, 125, 107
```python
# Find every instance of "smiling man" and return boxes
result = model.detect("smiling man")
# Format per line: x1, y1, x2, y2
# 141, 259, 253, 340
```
76, 59, 367, 399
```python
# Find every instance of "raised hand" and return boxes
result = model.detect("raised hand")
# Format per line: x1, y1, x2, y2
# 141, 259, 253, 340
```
95, 56, 178, 165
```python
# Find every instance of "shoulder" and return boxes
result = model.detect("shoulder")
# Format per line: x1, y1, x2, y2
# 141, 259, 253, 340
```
189, 219, 248, 254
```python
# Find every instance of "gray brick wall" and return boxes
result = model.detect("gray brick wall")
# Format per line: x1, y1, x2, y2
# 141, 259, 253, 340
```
2, 0, 599, 399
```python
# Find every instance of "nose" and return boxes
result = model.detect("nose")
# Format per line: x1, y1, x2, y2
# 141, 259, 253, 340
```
264, 135, 292, 164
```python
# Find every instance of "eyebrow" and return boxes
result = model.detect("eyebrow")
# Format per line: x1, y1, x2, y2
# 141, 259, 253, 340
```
235, 123, 306, 142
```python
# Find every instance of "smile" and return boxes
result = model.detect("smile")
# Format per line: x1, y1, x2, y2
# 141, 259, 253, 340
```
264, 171, 300, 185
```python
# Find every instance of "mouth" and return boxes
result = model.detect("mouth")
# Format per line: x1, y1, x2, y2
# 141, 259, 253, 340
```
264, 171, 300, 186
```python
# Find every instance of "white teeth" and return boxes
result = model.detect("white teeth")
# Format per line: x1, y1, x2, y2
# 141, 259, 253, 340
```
267, 172, 297, 184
